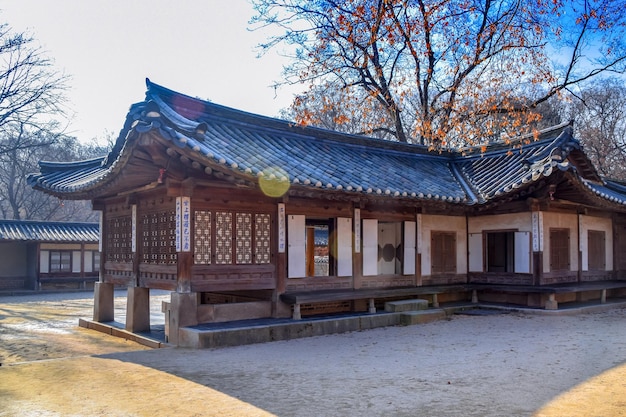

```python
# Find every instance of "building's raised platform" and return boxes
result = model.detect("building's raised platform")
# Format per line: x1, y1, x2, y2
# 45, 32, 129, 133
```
79, 297, 626, 349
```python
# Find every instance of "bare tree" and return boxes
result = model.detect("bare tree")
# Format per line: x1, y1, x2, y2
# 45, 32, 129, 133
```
0, 123, 108, 221
562, 78, 626, 181
0, 20, 96, 220
281, 84, 398, 139
252, 0, 626, 147
0, 22, 69, 143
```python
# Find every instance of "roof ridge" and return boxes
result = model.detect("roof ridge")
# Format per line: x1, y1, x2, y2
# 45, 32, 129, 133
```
455, 122, 574, 156
449, 161, 479, 204
145, 79, 455, 157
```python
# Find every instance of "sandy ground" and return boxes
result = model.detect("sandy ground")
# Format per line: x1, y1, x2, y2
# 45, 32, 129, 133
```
1, 292, 625, 416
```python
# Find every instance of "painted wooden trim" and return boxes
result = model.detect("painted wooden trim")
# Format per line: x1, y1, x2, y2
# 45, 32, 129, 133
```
403, 221, 416, 275
468, 233, 483, 272
514, 231, 531, 273
287, 214, 306, 278
362, 219, 378, 276
72, 251, 81, 273
131, 204, 137, 253
278, 203, 286, 253
354, 208, 361, 253
337, 217, 353, 276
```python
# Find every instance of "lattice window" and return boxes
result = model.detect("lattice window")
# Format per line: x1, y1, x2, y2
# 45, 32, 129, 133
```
236, 213, 253, 264
106, 215, 132, 262
194, 210, 212, 264
141, 210, 177, 264
193, 210, 272, 265
255, 213, 271, 264
50, 251, 71, 272
141, 213, 156, 263
215, 211, 233, 264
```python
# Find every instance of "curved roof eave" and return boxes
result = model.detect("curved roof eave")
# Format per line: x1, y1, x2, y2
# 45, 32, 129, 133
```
26, 79, 626, 210
27, 124, 142, 199
140, 80, 472, 205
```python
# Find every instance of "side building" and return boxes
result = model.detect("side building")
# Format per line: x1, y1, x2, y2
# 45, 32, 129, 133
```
0, 220, 99, 291
28, 79, 626, 345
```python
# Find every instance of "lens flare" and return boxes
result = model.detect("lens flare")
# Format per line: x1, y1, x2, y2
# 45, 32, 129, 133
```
259, 166, 290, 197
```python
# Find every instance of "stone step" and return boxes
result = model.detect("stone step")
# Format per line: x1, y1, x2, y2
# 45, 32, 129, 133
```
399, 310, 447, 326
384, 298, 429, 312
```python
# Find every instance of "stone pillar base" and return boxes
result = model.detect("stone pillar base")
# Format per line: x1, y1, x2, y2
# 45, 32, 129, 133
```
126, 287, 150, 333
93, 282, 114, 322
368, 298, 376, 314
545, 293, 558, 310
168, 292, 199, 346
292, 303, 301, 320
432, 293, 439, 308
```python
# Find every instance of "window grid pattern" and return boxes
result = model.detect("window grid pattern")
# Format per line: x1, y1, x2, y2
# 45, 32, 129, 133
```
106, 216, 132, 262
50, 251, 71, 273
215, 211, 233, 264
93, 252, 101, 270
194, 210, 212, 264
255, 213, 271, 264
193, 210, 272, 265
141, 210, 177, 264
236, 213, 253, 264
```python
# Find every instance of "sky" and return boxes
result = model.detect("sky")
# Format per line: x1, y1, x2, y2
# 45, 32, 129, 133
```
0, 0, 303, 142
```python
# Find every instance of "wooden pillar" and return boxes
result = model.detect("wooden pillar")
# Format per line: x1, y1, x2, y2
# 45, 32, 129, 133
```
80, 242, 85, 280
353, 206, 363, 289
416, 212, 423, 287
577, 213, 583, 283
306, 226, 315, 277
274, 202, 287, 318
533, 252, 544, 285
97, 209, 106, 284
531, 210, 544, 286
416, 253, 423, 287
177, 252, 193, 293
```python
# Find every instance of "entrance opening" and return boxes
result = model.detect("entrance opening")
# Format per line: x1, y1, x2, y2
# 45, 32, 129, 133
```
487, 231, 514, 272
305, 218, 334, 276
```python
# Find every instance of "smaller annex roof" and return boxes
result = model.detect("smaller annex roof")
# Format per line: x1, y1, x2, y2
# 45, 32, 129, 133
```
0, 220, 99, 243
27, 79, 626, 209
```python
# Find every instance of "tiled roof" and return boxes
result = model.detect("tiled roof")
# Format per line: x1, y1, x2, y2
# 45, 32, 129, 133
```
454, 128, 592, 203
582, 179, 626, 205
0, 220, 99, 242
27, 79, 626, 209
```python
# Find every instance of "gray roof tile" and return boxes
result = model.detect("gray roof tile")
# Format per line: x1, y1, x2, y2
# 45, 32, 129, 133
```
27, 79, 626, 209
0, 220, 99, 242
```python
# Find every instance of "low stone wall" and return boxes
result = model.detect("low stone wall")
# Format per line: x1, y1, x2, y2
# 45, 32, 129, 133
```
179, 313, 404, 349
196, 301, 273, 323
0, 277, 26, 291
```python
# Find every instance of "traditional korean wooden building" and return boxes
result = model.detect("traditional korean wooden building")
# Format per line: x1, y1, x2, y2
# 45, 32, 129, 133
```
28, 80, 626, 345
0, 220, 99, 291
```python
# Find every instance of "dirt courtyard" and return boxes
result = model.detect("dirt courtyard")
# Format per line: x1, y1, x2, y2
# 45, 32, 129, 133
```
1, 291, 625, 416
